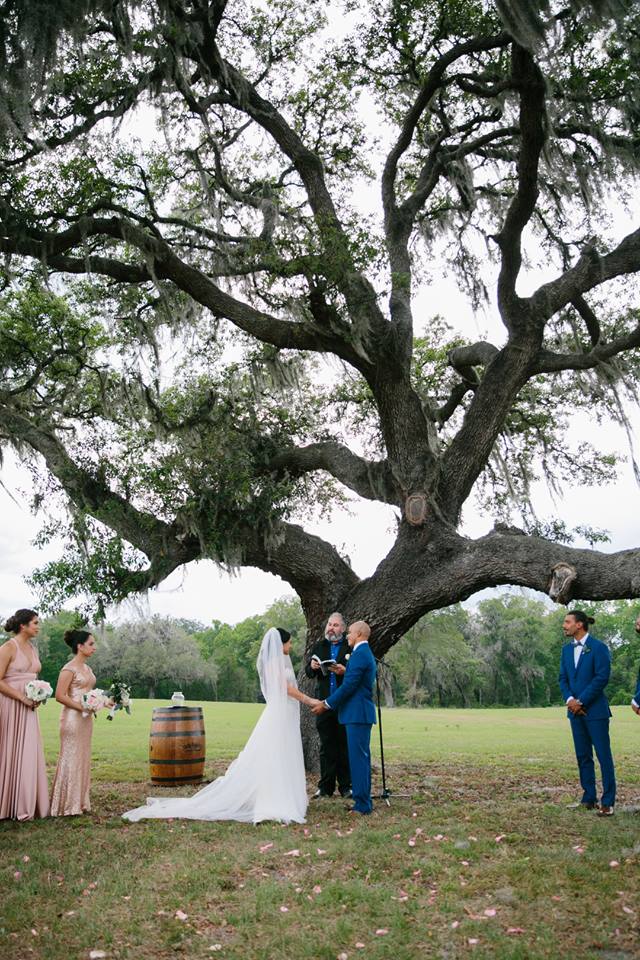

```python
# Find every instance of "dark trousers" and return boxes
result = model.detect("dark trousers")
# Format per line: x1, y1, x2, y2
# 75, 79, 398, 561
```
569, 714, 616, 808
316, 710, 351, 795
346, 722, 373, 814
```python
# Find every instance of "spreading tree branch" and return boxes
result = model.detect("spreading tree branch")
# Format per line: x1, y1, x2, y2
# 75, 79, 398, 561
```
266, 442, 400, 505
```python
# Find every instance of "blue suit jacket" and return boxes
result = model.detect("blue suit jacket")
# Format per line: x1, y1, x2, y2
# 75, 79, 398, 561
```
558, 634, 612, 720
633, 668, 640, 705
325, 642, 377, 725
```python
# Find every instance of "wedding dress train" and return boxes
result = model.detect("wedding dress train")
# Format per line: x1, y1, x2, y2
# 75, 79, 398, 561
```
122, 629, 308, 824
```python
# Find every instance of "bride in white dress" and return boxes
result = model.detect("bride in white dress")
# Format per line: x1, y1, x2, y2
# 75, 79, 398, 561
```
123, 627, 311, 824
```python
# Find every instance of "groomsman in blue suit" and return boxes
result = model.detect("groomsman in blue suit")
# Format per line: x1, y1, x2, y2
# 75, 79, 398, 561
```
631, 614, 640, 716
559, 610, 616, 816
311, 621, 377, 815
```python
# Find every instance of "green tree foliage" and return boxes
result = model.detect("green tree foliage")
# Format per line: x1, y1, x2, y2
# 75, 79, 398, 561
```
34, 609, 83, 687
193, 594, 306, 701
19, 593, 640, 705
88, 615, 217, 700
387, 596, 640, 708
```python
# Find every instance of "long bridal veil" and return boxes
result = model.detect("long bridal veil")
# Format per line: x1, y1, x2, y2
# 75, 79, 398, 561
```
122, 628, 308, 824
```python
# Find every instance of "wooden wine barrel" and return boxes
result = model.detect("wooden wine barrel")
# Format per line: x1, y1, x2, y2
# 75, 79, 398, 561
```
149, 706, 206, 785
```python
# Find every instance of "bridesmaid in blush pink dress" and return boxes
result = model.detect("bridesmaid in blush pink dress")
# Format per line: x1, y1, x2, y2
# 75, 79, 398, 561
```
0, 608, 50, 820
50, 629, 99, 817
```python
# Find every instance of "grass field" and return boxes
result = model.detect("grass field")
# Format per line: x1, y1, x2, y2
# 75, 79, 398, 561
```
2, 702, 640, 960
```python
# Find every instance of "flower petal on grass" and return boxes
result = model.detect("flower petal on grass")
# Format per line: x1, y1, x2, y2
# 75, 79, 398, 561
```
89, 952, 107, 959
375, 929, 388, 936
259, 843, 274, 853
494, 835, 505, 843
283, 849, 300, 857
175, 910, 188, 921
316, 849, 327, 855
313, 885, 322, 894
609, 860, 619, 867
280, 906, 289, 913
507, 927, 525, 935
483, 908, 497, 917
355, 943, 365, 949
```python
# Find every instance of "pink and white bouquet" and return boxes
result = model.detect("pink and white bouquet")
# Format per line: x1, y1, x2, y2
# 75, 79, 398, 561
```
25, 679, 53, 704
81, 688, 110, 717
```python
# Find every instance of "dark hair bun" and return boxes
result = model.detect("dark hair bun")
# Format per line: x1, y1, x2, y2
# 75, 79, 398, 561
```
63, 629, 92, 653
4, 609, 38, 634
277, 627, 291, 644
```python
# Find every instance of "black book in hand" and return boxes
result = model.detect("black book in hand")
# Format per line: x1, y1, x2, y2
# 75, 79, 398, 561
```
311, 654, 338, 676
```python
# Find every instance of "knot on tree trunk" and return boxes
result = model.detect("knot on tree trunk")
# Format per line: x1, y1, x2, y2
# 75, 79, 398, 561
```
548, 562, 577, 605
405, 493, 429, 526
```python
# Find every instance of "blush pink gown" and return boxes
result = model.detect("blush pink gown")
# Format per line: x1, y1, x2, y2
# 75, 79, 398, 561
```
0, 638, 50, 820
50, 664, 96, 816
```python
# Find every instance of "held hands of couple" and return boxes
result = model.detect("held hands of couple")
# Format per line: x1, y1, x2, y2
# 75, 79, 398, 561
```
308, 698, 328, 715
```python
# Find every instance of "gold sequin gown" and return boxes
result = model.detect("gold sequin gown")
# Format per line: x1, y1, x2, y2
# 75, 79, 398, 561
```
50, 664, 96, 816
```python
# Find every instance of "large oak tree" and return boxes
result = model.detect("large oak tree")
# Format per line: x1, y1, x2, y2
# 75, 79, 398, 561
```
2, 0, 640, 671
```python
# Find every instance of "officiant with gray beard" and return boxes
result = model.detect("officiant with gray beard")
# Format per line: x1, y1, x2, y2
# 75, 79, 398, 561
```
305, 612, 351, 799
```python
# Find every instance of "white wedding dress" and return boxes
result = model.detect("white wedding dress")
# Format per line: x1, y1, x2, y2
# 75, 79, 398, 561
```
122, 629, 308, 824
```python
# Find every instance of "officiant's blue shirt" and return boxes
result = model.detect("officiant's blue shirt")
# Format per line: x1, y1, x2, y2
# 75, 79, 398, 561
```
329, 640, 341, 695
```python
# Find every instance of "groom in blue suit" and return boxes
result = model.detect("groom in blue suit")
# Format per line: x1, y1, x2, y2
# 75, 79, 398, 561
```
559, 610, 616, 816
312, 621, 377, 814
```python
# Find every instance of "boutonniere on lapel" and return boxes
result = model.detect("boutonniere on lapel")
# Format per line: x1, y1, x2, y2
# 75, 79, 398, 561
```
345, 654, 350, 661
582, 646, 591, 655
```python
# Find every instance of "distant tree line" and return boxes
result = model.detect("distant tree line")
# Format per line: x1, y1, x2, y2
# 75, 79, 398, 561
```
13, 594, 640, 707
385, 596, 640, 708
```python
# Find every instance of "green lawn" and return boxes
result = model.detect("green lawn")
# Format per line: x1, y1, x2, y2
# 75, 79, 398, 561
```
2, 702, 640, 960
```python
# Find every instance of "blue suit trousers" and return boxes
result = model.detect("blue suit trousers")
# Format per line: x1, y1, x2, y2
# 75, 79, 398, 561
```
346, 723, 373, 814
569, 714, 616, 808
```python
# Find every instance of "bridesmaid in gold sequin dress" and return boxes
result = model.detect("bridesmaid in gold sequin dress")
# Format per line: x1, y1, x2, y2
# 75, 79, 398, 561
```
50, 629, 99, 817
0, 608, 50, 820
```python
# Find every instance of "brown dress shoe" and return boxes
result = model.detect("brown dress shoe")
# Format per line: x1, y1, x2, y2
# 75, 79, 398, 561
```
597, 805, 614, 816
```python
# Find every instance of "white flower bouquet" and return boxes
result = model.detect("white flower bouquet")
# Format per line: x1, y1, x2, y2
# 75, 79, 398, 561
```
81, 688, 110, 717
105, 679, 132, 720
24, 679, 53, 704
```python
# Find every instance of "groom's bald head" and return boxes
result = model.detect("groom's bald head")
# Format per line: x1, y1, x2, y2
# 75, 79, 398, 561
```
347, 620, 370, 647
